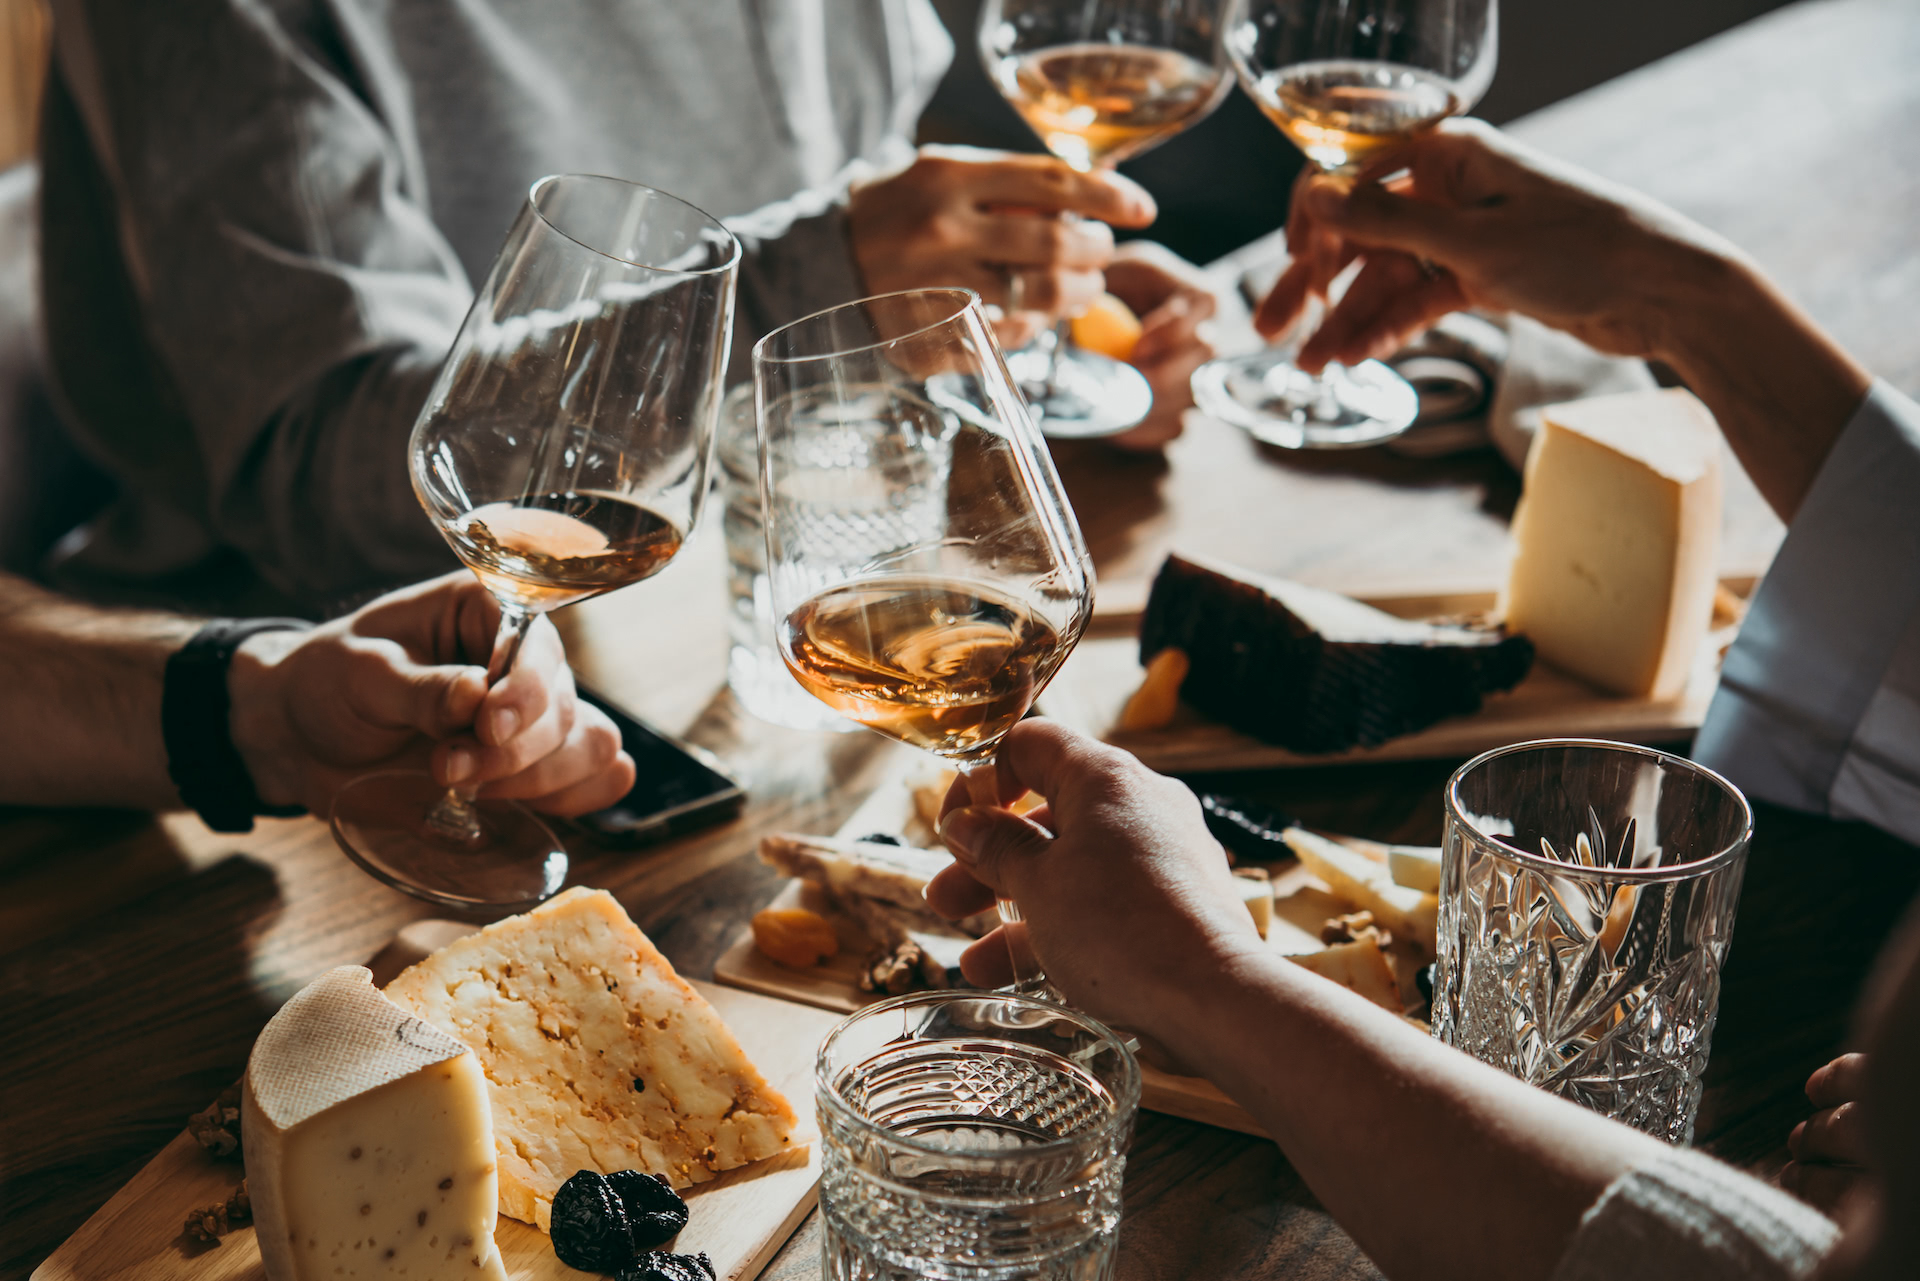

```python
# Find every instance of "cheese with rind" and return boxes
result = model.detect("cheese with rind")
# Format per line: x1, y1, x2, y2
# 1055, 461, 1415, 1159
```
241, 966, 508, 1281
383, 887, 798, 1231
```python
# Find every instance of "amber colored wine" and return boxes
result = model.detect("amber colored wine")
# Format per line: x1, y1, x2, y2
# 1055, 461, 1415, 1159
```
443, 490, 683, 611
994, 43, 1226, 171
781, 577, 1068, 760
1249, 60, 1461, 174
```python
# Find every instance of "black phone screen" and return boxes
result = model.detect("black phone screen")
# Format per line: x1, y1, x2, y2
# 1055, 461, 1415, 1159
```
573, 684, 744, 842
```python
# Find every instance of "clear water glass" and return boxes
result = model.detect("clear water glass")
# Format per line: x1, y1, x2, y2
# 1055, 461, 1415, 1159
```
1434, 739, 1752, 1143
818, 992, 1140, 1281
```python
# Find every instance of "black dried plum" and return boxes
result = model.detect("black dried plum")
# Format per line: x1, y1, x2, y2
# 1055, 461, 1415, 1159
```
618, 1250, 716, 1281
551, 1170, 635, 1272
856, 832, 903, 845
607, 1170, 690, 1248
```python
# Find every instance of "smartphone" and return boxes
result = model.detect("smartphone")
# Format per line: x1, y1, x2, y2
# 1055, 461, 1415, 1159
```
569, 683, 745, 845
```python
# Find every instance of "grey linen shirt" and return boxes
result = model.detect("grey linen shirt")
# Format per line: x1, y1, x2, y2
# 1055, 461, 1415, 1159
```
40, 0, 952, 610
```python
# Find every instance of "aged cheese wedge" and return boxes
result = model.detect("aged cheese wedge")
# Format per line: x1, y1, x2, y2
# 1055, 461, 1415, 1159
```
241, 966, 508, 1281
1387, 844, 1442, 894
383, 887, 797, 1231
1139, 553, 1533, 753
1504, 388, 1722, 698
1232, 868, 1273, 938
1283, 828, 1439, 959
759, 832, 999, 939
1286, 940, 1401, 1013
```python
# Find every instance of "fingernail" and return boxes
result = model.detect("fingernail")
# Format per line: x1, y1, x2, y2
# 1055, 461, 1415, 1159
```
940, 808, 985, 860
443, 748, 476, 784
490, 707, 519, 743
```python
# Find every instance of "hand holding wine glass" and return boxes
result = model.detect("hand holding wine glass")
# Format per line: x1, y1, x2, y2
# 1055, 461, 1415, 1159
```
330, 174, 740, 913
755, 288, 1094, 992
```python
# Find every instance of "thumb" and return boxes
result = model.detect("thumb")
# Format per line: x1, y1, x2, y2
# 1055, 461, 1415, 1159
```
938, 805, 1050, 896
359, 655, 487, 739
1305, 177, 1470, 263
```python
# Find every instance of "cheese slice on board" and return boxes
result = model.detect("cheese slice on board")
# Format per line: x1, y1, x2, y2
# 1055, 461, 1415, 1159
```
384, 887, 798, 1232
241, 966, 508, 1281
1504, 388, 1722, 698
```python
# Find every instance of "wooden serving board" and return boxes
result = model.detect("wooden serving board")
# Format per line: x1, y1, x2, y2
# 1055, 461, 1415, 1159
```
711, 755, 1353, 1140
1040, 578, 1753, 774
34, 922, 843, 1281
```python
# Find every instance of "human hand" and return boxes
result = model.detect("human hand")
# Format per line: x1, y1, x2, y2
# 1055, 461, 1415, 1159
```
228, 573, 635, 819
1781, 1052, 1873, 1214
848, 146, 1157, 345
922, 719, 1264, 1033
1100, 241, 1221, 451
1253, 119, 1739, 374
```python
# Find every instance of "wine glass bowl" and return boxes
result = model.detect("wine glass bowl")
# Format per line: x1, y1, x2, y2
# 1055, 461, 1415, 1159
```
333, 175, 740, 913
1192, 0, 1497, 449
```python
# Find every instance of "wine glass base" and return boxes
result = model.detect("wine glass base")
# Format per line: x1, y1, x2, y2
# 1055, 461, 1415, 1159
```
1192, 349, 1419, 449
331, 769, 569, 913
1006, 345, 1153, 440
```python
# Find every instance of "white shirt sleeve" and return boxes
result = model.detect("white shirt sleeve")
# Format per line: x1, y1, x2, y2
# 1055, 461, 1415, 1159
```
1693, 382, 1920, 846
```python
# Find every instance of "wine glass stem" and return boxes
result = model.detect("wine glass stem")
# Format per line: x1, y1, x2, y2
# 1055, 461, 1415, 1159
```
956, 756, 1055, 998
423, 603, 537, 844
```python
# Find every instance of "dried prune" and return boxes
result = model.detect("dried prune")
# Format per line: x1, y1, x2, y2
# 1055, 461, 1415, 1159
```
618, 1250, 716, 1281
607, 1170, 689, 1249
551, 1170, 634, 1272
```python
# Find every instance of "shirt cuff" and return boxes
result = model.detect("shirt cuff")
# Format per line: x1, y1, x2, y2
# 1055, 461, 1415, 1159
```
1695, 381, 1920, 817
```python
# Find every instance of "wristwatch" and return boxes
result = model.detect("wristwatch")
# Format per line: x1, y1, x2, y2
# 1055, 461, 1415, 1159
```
162, 618, 314, 833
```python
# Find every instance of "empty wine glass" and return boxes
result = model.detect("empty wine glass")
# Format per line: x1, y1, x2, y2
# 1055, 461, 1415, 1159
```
331, 174, 740, 912
755, 288, 1094, 992
1191, 0, 1498, 448
979, 0, 1233, 439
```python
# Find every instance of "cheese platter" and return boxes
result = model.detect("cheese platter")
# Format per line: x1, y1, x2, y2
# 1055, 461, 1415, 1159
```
714, 752, 1441, 1139
33, 915, 842, 1281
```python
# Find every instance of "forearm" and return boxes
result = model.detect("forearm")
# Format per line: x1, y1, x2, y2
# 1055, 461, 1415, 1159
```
1652, 248, 1871, 524
1154, 952, 1660, 1281
0, 580, 196, 809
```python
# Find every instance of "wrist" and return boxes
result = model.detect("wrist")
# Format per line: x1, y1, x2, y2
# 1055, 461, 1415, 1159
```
226, 630, 307, 810
1130, 929, 1283, 1047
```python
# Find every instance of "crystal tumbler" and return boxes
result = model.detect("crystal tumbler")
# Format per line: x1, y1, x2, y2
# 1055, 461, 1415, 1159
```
1434, 739, 1752, 1143
817, 991, 1140, 1281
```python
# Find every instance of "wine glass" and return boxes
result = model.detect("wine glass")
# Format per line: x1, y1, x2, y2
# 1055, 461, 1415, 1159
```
755, 288, 1093, 993
979, 0, 1234, 439
330, 174, 740, 912
1191, 0, 1498, 448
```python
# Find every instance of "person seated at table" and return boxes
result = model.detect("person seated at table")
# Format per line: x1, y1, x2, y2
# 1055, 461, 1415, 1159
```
930, 721, 1916, 1281
35, 0, 1214, 614
0, 571, 633, 827
1258, 119, 1919, 850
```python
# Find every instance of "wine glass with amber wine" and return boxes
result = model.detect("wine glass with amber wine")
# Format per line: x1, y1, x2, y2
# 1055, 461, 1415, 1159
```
330, 174, 740, 912
1191, 0, 1497, 448
755, 289, 1093, 991
979, 0, 1233, 438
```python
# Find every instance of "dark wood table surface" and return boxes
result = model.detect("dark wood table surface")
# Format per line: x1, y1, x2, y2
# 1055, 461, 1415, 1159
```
4, 0, 1917, 1277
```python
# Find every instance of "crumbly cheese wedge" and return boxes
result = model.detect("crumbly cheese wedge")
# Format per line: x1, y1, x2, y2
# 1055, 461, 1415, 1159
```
1286, 940, 1401, 1013
1284, 828, 1439, 958
760, 832, 998, 938
1504, 388, 1722, 698
242, 967, 508, 1281
384, 888, 797, 1231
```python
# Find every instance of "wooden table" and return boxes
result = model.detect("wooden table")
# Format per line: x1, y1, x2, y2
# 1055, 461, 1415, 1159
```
4, 0, 1917, 1276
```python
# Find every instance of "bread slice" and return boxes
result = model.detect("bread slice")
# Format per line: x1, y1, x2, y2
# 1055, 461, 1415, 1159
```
384, 887, 797, 1231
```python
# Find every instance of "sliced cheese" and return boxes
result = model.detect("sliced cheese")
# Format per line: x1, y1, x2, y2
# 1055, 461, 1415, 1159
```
1388, 844, 1442, 894
1283, 827, 1439, 958
1504, 388, 1722, 698
383, 887, 797, 1231
1286, 940, 1401, 1013
1232, 869, 1273, 938
241, 966, 507, 1281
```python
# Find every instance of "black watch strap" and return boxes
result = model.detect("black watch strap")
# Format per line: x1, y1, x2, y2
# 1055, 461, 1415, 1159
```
163, 618, 314, 833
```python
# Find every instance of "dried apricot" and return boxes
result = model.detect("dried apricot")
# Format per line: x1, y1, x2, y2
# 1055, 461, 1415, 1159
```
1070, 293, 1143, 363
751, 908, 839, 968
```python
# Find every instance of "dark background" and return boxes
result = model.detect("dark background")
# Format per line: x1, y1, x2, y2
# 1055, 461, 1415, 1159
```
920, 0, 1796, 264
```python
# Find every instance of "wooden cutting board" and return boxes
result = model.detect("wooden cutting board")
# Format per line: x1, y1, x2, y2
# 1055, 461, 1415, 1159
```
33, 922, 843, 1281
1040, 579, 1752, 774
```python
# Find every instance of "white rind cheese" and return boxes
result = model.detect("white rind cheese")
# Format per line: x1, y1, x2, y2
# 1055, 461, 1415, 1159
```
1504, 388, 1723, 698
384, 887, 798, 1232
242, 966, 508, 1281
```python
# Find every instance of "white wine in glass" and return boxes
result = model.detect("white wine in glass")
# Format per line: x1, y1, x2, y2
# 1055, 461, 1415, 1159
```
756, 288, 1094, 991
331, 174, 740, 913
1191, 0, 1497, 449
981, 0, 1232, 439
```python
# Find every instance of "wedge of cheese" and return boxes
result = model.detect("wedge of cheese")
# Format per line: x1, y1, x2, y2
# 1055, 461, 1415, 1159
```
1504, 389, 1722, 698
1283, 827, 1439, 959
241, 966, 508, 1281
384, 887, 797, 1231
1286, 940, 1401, 1013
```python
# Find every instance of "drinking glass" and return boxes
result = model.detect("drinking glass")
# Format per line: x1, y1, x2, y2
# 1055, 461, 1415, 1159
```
818, 991, 1140, 1281
1434, 739, 1752, 1143
1191, 0, 1497, 448
980, 0, 1233, 438
755, 288, 1094, 992
331, 174, 740, 912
